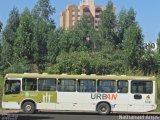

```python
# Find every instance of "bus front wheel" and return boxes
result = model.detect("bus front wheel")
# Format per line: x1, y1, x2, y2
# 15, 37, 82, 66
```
22, 102, 35, 114
97, 103, 111, 115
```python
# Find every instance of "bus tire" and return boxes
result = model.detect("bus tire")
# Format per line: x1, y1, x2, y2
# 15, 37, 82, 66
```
22, 101, 35, 114
97, 103, 111, 115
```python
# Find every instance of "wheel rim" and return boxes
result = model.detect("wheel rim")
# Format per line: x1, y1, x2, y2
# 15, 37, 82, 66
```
100, 106, 108, 113
25, 105, 32, 112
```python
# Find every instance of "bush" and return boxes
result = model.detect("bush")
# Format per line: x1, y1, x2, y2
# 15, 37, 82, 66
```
0, 75, 4, 108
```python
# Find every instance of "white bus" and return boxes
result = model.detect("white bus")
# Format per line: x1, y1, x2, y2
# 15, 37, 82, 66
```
2, 73, 157, 114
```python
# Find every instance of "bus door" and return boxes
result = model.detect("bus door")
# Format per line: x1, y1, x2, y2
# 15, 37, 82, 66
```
115, 80, 129, 112
3, 79, 22, 109
56, 79, 77, 110
128, 80, 154, 112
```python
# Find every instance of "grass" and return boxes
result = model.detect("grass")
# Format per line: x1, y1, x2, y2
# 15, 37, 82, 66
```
156, 100, 160, 112
156, 80, 160, 112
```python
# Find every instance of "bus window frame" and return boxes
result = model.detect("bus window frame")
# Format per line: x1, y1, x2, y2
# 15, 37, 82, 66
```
57, 78, 76, 92
5, 79, 21, 95
22, 78, 37, 91
77, 79, 96, 93
97, 79, 117, 93
117, 80, 129, 93
131, 80, 153, 94
38, 78, 57, 91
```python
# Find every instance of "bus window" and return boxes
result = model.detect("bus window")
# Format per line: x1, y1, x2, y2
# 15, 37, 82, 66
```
5, 80, 20, 94
58, 79, 76, 92
77, 79, 96, 92
22, 78, 37, 91
131, 81, 153, 94
117, 80, 128, 93
38, 78, 56, 91
97, 80, 116, 93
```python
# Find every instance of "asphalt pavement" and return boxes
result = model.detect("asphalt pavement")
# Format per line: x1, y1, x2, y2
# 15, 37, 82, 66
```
1, 111, 160, 120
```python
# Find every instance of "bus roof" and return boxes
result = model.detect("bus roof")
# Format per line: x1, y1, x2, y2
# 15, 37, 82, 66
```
5, 73, 156, 81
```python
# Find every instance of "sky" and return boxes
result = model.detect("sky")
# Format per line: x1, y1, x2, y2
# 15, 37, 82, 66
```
0, 0, 160, 42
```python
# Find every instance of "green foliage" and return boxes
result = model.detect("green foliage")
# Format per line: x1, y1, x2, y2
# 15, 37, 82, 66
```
124, 23, 144, 69
1, 1, 160, 78
1, 7, 19, 70
0, 21, 2, 32
31, 0, 56, 71
13, 8, 33, 63
0, 45, 1, 75
140, 46, 159, 75
32, 20, 48, 71
4, 60, 32, 74
59, 16, 94, 53
157, 32, 160, 54
47, 30, 59, 64
117, 8, 136, 47
0, 75, 4, 108
32, 0, 55, 28
46, 51, 92, 74
99, 1, 116, 44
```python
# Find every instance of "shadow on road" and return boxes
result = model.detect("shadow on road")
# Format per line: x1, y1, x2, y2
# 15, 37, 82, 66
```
17, 115, 53, 120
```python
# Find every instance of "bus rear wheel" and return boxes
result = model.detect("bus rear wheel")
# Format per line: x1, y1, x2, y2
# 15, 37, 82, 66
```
97, 103, 111, 115
22, 102, 35, 114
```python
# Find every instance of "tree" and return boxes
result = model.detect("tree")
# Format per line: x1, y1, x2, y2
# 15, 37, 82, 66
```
123, 23, 144, 69
31, 0, 56, 71
73, 15, 95, 51
157, 32, 160, 54
156, 32, 160, 74
13, 8, 33, 63
0, 21, 2, 32
59, 29, 73, 53
1, 8, 19, 69
140, 46, 158, 75
99, 1, 116, 45
47, 29, 59, 64
117, 8, 136, 47
32, 0, 55, 28
0, 21, 2, 72
31, 20, 49, 71
59, 15, 93, 53
46, 51, 92, 74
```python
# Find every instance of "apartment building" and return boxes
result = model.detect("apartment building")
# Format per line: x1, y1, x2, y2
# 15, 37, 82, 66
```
60, 0, 114, 30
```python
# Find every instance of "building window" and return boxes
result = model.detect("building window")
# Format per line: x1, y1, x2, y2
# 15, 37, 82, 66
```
72, 11, 75, 15
72, 16, 75, 20
78, 15, 81, 20
95, 9, 102, 13
95, 15, 100, 18
83, 8, 90, 13
72, 21, 76, 26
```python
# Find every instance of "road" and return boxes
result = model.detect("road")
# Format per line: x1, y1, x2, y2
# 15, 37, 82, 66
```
1, 111, 160, 120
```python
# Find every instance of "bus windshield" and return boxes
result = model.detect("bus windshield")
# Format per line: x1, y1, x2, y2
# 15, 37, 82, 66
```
5, 80, 20, 94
